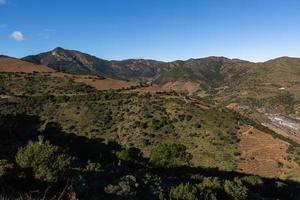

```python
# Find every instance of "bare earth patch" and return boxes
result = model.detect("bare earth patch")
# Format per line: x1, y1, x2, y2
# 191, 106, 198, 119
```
0, 56, 55, 73
73, 76, 139, 90
162, 81, 201, 95
238, 125, 300, 180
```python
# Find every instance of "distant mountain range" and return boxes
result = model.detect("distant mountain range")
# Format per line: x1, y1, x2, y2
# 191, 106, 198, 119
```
21, 47, 300, 117
22, 47, 300, 89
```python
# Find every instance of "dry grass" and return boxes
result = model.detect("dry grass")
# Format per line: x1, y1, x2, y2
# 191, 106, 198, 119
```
238, 125, 300, 180
0, 56, 55, 73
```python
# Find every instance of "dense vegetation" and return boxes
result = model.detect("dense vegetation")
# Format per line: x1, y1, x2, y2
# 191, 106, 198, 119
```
1, 114, 300, 199
1, 72, 300, 199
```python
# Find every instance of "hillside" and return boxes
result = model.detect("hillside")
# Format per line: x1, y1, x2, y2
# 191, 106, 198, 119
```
1, 64, 300, 198
22, 48, 300, 99
22, 48, 300, 123
22, 48, 253, 86
0, 55, 55, 73
0, 55, 299, 199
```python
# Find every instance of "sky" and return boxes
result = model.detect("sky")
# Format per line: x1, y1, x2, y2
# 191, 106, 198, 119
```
1, 0, 300, 62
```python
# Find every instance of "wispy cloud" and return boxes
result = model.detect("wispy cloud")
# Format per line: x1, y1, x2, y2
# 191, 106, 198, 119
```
0, 0, 7, 5
38, 33, 50, 40
38, 28, 56, 40
10, 31, 24, 42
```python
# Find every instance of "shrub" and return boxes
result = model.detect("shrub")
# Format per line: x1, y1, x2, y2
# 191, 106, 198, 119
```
0, 159, 15, 177
15, 139, 71, 182
149, 143, 192, 167
224, 179, 248, 200
241, 176, 263, 187
115, 147, 142, 163
198, 177, 222, 190
104, 175, 138, 197
85, 160, 102, 173
169, 183, 198, 200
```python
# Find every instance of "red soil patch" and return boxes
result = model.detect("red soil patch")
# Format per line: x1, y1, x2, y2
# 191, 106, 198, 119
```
0, 56, 55, 73
73, 76, 139, 90
238, 125, 300, 180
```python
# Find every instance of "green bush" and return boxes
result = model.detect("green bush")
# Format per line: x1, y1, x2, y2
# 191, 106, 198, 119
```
224, 179, 248, 200
149, 143, 192, 167
169, 183, 198, 200
15, 139, 71, 182
115, 147, 141, 163
104, 175, 138, 197
241, 176, 263, 187
198, 177, 222, 190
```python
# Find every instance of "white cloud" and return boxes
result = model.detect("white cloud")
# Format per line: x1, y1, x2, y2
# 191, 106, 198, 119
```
0, 0, 7, 5
10, 31, 24, 42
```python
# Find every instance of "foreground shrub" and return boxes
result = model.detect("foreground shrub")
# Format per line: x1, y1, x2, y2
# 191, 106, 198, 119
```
224, 179, 248, 200
241, 175, 263, 187
15, 138, 71, 182
115, 147, 142, 163
0, 159, 15, 177
104, 175, 138, 197
169, 183, 198, 200
149, 143, 192, 167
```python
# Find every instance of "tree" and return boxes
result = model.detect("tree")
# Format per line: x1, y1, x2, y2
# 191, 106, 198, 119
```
15, 138, 71, 182
149, 143, 192, 167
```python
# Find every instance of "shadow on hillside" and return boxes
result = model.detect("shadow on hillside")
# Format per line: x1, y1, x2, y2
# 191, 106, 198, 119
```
42, 122, 121, 162
0, 114, 40, 160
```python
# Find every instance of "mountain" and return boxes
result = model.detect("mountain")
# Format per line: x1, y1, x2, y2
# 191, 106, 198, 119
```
22, 48, 254, 85
23, 48, 300, 90
22, 48, 300, 106
22, 47, 115, 76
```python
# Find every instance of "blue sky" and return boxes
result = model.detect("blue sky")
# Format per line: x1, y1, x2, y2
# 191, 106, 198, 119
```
1, 0, 300, 61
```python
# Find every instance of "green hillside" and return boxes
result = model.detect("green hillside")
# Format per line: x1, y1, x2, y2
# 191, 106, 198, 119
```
1, 71, 300, 199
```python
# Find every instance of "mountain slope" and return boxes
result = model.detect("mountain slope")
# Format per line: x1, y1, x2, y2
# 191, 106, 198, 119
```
22, 48, 300, 117
0, 55, 55, 73
22, 48, 255, 86
22, 47, 115, 77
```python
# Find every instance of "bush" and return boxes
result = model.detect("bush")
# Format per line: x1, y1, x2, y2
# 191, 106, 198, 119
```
115, 147, 142, 163
104, 175, 138, 197
149, 143, 192, 167
15, 138, 71, 182
198, 177, 222, 190
169, 183, 198, 200
0, 159, 15, 177
241, 176, 263, 187
224, 179, 248, 200
85, 160, 102, 173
